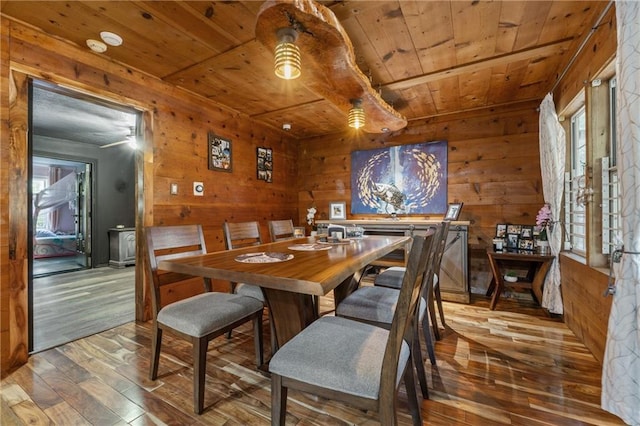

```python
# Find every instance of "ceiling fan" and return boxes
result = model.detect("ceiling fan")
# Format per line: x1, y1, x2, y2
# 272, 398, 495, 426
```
100, 126, 136, 149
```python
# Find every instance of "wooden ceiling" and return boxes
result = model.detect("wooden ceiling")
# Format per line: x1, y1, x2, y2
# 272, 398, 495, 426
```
1, 1, 609, 139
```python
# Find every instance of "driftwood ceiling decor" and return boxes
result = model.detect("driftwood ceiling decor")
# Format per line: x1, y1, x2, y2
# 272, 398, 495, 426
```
255, 0, 407, 134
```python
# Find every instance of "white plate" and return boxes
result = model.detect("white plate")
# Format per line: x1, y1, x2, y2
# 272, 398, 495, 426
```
235, 252, 294, 263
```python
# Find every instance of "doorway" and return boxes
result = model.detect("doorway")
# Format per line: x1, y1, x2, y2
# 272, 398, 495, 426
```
29, 80, 139, 352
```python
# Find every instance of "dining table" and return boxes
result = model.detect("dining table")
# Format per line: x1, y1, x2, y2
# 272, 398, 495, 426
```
157, 234, 410, 348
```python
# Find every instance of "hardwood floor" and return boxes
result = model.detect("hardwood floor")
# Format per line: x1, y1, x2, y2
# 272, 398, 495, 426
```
3, 291, 624, 425
32, 266, 135, 352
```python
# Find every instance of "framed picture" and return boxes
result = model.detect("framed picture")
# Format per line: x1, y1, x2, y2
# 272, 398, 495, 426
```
495, 224, 507, 238
444, 202, 463, 221
507, 224, 522, 235
520, 225, 533, 239
256, 147, 273, 183
329, 201, 347, 220
293, 227, 305, 238
506, 233, 519, 249
518, 238, 534, 251
208, 133, 232, 172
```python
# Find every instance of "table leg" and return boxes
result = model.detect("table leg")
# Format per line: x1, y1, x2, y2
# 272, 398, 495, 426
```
262, 289, 316, 349
486, 255, 504, 310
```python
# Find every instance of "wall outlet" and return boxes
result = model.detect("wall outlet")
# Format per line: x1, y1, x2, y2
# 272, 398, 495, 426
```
170, 183, 178, 195
193, 182, 204, 196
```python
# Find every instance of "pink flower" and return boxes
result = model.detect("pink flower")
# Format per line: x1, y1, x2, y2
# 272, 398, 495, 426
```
536, 203, 552, 228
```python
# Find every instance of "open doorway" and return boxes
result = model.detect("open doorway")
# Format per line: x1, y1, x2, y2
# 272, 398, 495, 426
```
29, 80, 139, 352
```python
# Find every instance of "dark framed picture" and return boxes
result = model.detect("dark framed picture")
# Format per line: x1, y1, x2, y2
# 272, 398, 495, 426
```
520, 225, 533, 239
257, 147, 273, 183
496, 224, 507, 238
329, 201, 347, 220
507, 224, 522, 235
208, 133, 232, 172
444, 202, 463, 221
518, 238, 534, 251
506, 233, 519, 249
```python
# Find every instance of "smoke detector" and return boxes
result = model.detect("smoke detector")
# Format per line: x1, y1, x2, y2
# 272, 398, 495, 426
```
282, 123, 292, 131
86, 39, 107, 53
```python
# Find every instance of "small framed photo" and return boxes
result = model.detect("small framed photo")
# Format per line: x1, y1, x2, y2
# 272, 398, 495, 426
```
506, 233, 519, 249
293, 227, 305, 238
329, 201, 347, 220
444, 202, 463, 221
518, 239, 534, 251
507, 224, 522, 235
256, 147, 273, 183
520, 225, 533, 239
208, 133, 232, 172
495, 224, 507, 238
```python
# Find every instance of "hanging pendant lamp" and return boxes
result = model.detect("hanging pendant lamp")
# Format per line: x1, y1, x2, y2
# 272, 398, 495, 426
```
348, 99, 365, 129
274, 28, 301, 80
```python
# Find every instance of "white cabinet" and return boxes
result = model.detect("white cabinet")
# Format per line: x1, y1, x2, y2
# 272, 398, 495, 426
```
317, 220, 470, 303
108, 227, 136, 268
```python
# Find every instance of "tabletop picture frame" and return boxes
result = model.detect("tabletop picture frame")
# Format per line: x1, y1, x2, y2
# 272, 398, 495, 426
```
444, 202, 463, 221
329, 201, 347, 220
208, 133, 232, 172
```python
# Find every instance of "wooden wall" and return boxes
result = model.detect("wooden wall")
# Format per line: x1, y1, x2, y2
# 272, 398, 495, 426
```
0, 19, 298, 376
297, 99, 545, 293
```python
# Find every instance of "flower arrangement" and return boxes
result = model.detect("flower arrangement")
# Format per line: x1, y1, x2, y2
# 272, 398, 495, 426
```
536, 203, 553, 241
306, 206, 317, 230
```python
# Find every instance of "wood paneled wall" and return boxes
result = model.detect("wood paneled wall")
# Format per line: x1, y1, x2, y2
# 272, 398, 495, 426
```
0, 19, 298, 376
297, 100, 544, 293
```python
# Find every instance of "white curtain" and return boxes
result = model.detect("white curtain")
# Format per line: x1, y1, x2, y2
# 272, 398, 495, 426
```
538, 93, 566, 314
602, 1, 640, 424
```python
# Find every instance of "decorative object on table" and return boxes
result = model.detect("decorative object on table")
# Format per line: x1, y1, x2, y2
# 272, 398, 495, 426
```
235, 252, 294, 263
350, 141, 447, 215
329, 201, 346, 220
444, 202, 463, 221
535, 203, 553, 253
256, 147, 273, 182
208, 133, 232, 172
306, 205, 317, 234
506, 233, 519, 250
293, 227, 305, 238
492, 238, 505, 252
518, 225, 534, 251
495, 223, 507, 238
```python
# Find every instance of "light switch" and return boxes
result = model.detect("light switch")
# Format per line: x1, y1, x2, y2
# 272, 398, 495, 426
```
170, 183, 178, 195
193, 181, 204, 196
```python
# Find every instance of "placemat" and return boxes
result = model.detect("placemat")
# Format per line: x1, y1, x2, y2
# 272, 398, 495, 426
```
235, 252, 294, 263
287, 243, 333, 251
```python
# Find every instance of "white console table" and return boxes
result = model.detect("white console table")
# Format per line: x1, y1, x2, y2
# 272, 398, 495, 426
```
316, 219, 470, 303
108, 227, 136, 268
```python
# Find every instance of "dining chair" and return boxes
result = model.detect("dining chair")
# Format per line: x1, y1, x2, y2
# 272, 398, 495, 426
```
269, 233, 434, 426
374, 221, 450, 340
334, 225, 440, 399
222, 220, 277, 352
144, 224, 264, 414
268, 219, 295, 242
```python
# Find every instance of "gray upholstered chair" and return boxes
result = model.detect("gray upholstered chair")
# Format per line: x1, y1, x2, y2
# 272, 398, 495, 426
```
268, 219, 295, 242
269, 233, 434, 426
334, 225, 440, 399
223, 220, 277, 351
374, 221, 450, 340
144, 224, 264, 414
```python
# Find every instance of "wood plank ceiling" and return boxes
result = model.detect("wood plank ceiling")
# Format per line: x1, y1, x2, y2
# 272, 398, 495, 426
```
1, 1, 608, 139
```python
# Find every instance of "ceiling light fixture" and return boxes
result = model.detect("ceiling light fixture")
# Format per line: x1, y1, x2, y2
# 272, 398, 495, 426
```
348, 99, 365, 129
100, 31, 123, 47
274, 28, 301, 80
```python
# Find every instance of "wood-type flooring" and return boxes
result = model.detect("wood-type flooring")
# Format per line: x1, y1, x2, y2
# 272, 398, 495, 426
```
2, 286, 624, 425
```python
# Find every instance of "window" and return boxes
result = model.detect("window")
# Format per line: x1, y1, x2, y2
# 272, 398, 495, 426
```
564, 107, 586, 254
602, 77, 621, 255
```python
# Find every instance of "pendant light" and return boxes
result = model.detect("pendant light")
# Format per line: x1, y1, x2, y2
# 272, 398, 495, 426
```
274, 28, 301, 80
348, 99, 365, 129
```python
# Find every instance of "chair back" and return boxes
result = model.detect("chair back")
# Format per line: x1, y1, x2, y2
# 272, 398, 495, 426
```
268, 219, 295, 242
433, 221, 451, 276
144, 224, 211, 316
223, 221, 263, 249
380, 231, 435, 401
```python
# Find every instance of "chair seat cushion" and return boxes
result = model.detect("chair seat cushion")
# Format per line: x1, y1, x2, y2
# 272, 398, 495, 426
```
235, 283, 265, 302
336, 286, 426, 325
158, 292, 263, 337
373, 267, 405, 289
269, 316, 410, 399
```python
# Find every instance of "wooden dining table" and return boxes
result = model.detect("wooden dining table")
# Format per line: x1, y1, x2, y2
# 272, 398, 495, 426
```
158, 235, 410, 348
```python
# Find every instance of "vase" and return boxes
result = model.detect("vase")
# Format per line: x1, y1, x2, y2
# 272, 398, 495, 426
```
537, 240, 550, 254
